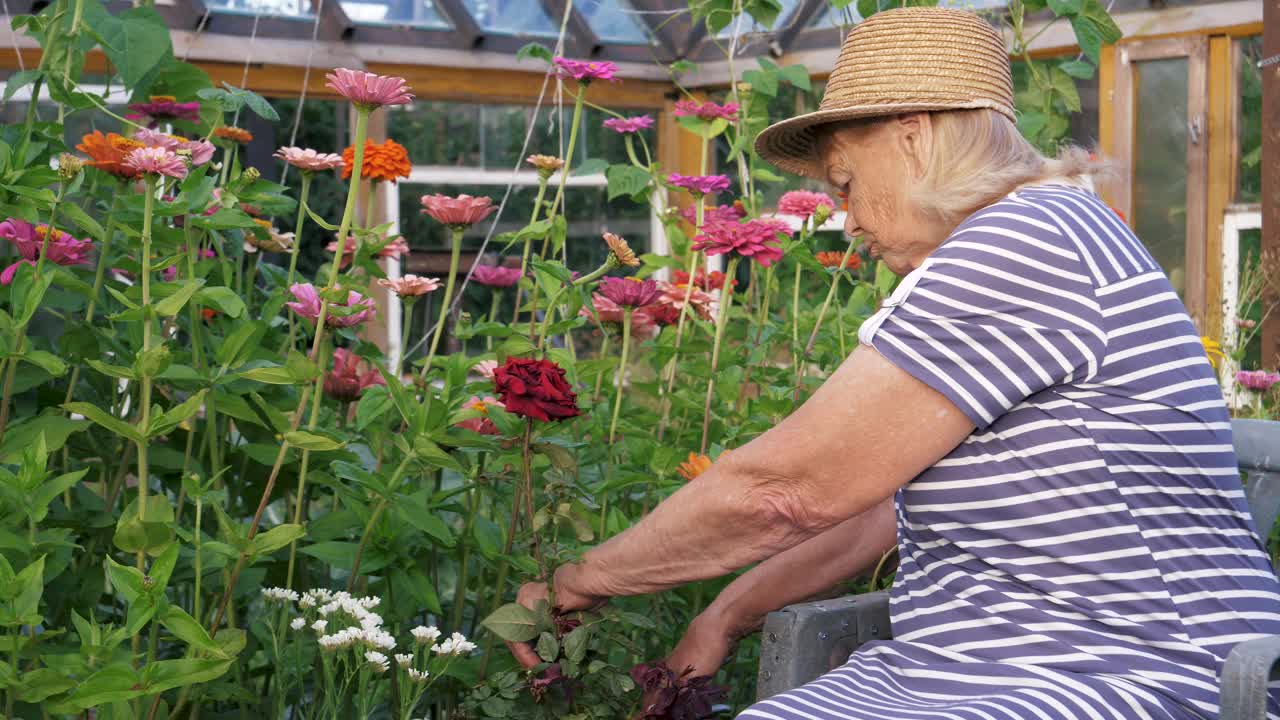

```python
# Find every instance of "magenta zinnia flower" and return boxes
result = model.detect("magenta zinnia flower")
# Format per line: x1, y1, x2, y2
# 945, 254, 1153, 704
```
1236, 370, 1280, 392
680, 202, 746, 226
420, 194, 497, 229
0, 219, 93, 284
323, 348, 386, 401
668, 173, 731, 196
325, 68, 414, 110
471, 264, 523, 288
327, 236, 410, 268
777, 190, 836, 221
126, 95, 201, 127
286, 283, 377, 328
597, 277, 661, 309
275, 146, 345, 172
553, 57, 619, 83
125, 147, 189, 179
673, 99, 739, 121
692, 218, 791, 267
602, 115, 654, 134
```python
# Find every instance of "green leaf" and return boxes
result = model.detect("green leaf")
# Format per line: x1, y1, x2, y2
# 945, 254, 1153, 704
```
516, 42, 552, 63
780, 63, 811, 91
481, 603, 540, 643
605, 164, 651, 201
11, 555, 44, 624
299, 541, 358, 569
236, 365, 298, 385
284, 430, 346, 451
144, 658, 233, 695
15, 667, 75, 702
96, 7, 172, 87
20, 350, 65, 376
1046, 0, 1082, 15
215, 321, 265, 368
223, 83, 279, 121
112, 496, 174, 556
63, 402, 142, 442
563, 625, 590, 664
87, 359, 136, 380
105, 555, 146, 604
247, 523, 305, 556
60, 202, 106, 241
536, 631, 559, 662
0, 413, 87, 462
743, 67, 778, 98
396, 505, 455, 547
355, 385, 395, 430
148, 390, 207, 437
1049, 67, 1082, 113
194, 287, 246, 318
412, 437, 463, 473
160, 605, 229, 658
305, 206, 339, 231
1057, 58, 1096, 80
3, 70, 41, 101
572, 158, 608, 177
66, 663, 144, 708
155, 279, 206, 316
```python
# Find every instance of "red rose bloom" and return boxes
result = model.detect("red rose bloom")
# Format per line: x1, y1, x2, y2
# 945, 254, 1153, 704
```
493, 358, 581, 423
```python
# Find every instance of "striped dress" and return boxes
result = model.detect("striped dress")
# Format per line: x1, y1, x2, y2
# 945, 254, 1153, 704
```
741, 184, 1280, 720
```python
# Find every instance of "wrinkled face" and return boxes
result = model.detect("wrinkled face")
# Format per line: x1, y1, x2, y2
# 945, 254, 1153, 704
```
816, 115, 945, 276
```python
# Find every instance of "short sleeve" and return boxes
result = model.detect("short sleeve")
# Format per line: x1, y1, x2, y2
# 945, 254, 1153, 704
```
859, 202, 1107, 429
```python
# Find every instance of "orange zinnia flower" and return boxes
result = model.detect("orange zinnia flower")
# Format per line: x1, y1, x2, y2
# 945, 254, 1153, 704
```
213, 126, 254, 144
815, 250, 860, 270
677, 449, 730, 481
342, 139, 411, 183
76, 131, 144, 179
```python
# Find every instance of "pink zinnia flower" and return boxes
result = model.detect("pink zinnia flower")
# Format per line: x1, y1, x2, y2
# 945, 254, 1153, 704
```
327, 236, 410, 268
692, 218, 791, 267
471, 264, 522, 288
420, 194, 497, 229
184, 139, 216, 166
553, 57, 619, 83
162, 248, 215, 281
274, 146, 345, 172
581, 293, 658, 337
673, 100, 739, 121
455, 395, 504, 436
668, 173, 731, 196
473, 360, 499, 378
286, 283, 377, 328
602, 115, 654, 134
777, 190, 836, 221
325, 68, 414, 110
126, 95, 201, 127
654, 279, 715, 321
680, 202, 746, 226
134, 128, 182, 150
0, 219, 93, 284
1236, 370, 1280, 392
323, 348, 386, 401
378, 274, 440, 297
125, 147, 188, 179
597, 277, 661, 308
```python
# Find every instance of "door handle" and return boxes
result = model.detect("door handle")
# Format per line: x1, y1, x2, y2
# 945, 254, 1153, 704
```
1189, 115, 1203, 146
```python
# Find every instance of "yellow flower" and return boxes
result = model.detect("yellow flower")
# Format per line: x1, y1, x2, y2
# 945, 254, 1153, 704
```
1201, 336, 1226, 369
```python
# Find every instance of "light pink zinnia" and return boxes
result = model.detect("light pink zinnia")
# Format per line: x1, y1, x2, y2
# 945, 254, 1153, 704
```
471, 264, 522, 288
132, 130, 212, 165
1236, 370, 1280, 392
473, 360, 499, 378
125, 147, 188, 179
286, 283, 376, 328
327, 236, 410, 268
420, 194, 497, 229
0, 219, 93, 284
553, 57, 619, 83
325, 68, 414, 110
777, 190, 836, 221
323, 348, 386, 401
602, 115, 654, 134
455, 395, 504, 435
673, 99, 739, 121
692, 218, 791, 267
378, 274, 440, 297
655, 279, 715, 321
275, 146, 345, 172
184, 139, 216, 166
581, 293, 658, 337
668, 173, 731, 196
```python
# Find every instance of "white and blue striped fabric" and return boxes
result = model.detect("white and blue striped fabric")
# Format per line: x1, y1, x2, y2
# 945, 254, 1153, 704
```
741, 185, 1280, 720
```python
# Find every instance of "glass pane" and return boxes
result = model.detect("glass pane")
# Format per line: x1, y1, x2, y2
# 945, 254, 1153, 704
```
716, 0, 801, 38
388, 102, 483, 166
1238, 36, 1262, 204
461, 0, 558, 36
340, 0, 451, 27
580, 0, 652, 45
1237, 228, 1264, 369
202, 0, 312, 17
808, 4, 860, 28
1132, 57, 1190, 295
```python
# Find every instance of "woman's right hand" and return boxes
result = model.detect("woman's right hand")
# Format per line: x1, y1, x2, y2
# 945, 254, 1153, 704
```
664, 607, 736, 679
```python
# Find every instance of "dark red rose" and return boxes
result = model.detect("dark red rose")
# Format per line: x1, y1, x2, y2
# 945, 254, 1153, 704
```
492, 357, 581, 423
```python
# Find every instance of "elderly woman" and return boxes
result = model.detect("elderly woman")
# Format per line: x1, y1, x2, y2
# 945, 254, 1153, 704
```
512, 7, 1280, 719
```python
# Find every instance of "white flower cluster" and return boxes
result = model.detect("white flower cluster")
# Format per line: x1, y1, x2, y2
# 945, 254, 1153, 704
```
431, 632, 477, 657
410, 625, 442, 646
365, 650, 390, 673
261, 587, 300, 603
290, 617, 306, 631
394, 653, 414, 668
407, 668, 429, 684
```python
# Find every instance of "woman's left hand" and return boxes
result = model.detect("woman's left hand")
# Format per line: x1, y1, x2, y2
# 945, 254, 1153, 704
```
508, 565, 604, 669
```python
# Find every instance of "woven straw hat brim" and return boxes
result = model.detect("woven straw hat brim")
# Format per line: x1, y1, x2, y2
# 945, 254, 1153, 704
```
754, 7, 1017, 181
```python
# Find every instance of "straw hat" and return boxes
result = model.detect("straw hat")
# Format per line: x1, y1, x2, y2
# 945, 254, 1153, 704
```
755, 7, 1016, 179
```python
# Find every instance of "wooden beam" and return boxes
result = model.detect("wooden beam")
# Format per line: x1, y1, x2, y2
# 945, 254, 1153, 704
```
366, 63, 669, 109
1263, 0, 1279, 369
1097, 43, 1116, 208
1204, 35, 1235, 344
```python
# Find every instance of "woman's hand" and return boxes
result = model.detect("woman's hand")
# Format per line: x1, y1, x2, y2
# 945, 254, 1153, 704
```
508, 565, 605, 669
665, 608, 734, 679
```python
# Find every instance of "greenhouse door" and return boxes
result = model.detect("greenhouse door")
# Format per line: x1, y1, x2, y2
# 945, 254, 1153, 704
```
1112, 36, 1210, 329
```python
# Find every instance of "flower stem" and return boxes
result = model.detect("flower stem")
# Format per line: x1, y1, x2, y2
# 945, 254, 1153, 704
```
514, 178, 549, 325
486, 290, 500, 351
520, 418, 546, 579
418, 227, 463, 381
795, 234, 858, 403
283, 173, 312, 350
608, 308, 633, 444
701, 257, 740, 454
136, 179, 157, 531
592, 332, 612, 404
396, 299, 414, 379
548, 85, 586, 222
62, 186, 123, 409
791, 256, 803, 390
656, 199, 706, 441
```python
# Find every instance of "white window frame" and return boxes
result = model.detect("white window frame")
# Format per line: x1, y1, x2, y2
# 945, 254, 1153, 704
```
1219, 203, 1263, 408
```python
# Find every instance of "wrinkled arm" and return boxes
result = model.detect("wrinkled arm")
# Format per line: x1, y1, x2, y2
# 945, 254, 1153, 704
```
556, 345, 972, 604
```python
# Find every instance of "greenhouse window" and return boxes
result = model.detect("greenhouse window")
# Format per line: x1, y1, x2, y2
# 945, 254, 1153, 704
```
201, 0, 314, 18
579, 0, 654, 45
715, 0, 801, 38
461, 0, 559, 37
341, 0, 452, 27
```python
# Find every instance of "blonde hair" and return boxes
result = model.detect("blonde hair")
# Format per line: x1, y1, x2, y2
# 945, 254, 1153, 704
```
911, 109, 1097, 226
